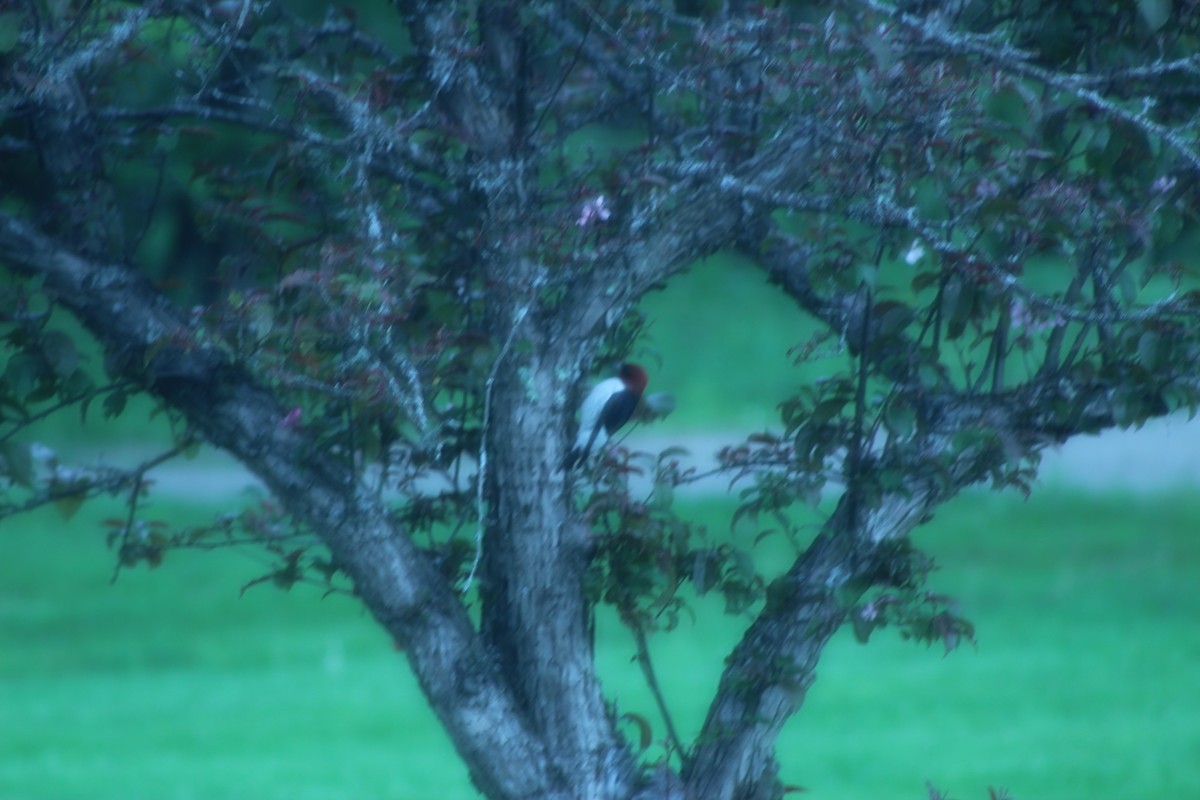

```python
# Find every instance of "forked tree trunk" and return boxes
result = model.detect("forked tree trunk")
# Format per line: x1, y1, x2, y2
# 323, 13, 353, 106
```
481, 345, 634, 793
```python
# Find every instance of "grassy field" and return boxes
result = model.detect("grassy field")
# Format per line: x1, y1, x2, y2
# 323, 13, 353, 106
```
3, 488, 1199, 800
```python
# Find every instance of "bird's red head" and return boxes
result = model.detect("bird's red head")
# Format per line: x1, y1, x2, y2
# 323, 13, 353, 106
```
618, 363, 649, 394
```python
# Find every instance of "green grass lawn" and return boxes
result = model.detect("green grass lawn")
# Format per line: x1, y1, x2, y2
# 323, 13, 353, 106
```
3, 489, 1199, 799
637, 252, 835, 432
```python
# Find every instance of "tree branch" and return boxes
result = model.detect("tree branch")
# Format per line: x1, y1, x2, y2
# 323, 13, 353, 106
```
684, 490, 932, 800
561, 129, 815, 341
859, 0, 1200, 171
99, 101, 460, 215
685, 233, 1195, 798
0, 213, 562, 800
539, 3, 646, 98
394, 0, 514, 155
683, 380, 1087, 798
747, 232, 921, 387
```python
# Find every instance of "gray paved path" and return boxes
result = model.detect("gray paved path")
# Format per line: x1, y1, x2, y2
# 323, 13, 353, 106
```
100, 414, 1200, 500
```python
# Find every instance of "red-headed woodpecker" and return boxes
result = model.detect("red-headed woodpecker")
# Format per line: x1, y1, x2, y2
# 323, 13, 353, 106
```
566, 363, 649, 469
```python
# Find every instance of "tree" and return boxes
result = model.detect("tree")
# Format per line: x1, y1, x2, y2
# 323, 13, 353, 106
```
2, 1, 1198, 798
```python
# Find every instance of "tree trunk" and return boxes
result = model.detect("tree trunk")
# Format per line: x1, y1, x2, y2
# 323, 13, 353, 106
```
480, 324, 635, 797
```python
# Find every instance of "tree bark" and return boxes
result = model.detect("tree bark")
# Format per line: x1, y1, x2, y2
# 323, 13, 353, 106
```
481, 345, 635, 796
683, 493, 930, 800
0, 212, 563, 800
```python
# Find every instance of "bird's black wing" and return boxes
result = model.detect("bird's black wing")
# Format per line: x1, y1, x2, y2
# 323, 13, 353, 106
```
565, 389, 640, 470
601, 390, 640, 435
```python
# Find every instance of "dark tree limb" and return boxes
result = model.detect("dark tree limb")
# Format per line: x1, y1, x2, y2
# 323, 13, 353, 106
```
0, 212, 566, 800
680, 226, 1194, 797
539, 3, 647, 98
561, 131, 815, 342
684, 488, 935, 800
99, 103, 460, 213
747, 232, 922, 387
395, 0, 514, 156
674, 328, 1172, 799
477, 341, 636, 782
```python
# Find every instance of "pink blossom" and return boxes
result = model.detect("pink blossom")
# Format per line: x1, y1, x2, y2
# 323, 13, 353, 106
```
1010, 297, 1063, 332
279, 407, 303, 430
576, 195, 612, 227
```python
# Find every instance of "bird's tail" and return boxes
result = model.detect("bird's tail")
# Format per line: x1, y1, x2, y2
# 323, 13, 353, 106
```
565, 424, 603, 471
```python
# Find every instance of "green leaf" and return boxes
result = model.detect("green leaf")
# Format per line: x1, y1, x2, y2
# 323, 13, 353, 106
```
875, 300, 915, 337
942, 277, 973, 340
731, 549, 757, 582
810, 397, 848, 426
753, 528, 781, 547
731, 501, 758, 533
1154, 205, 1183, 250
1117, 269, 1137, 305
856, 261, 879, 290
1136, 330, 1161, 370
41, 331, 79, 378
851, 612, 877, 644
53, 491, 86, 521
649, 477, 674, 510
864, 29, 895, 71
1087, 121, 1111, 153
692, 551, 713, 595
855, 67, 884, 113
619, 712, 653, 752
4, 353, 43, 402
1138, 0, 1170, 30
1112, 390, 1143, 429
911, 270, 940, 293
103, 390, 128, 419
980, 196, 1021, 221
656, 445, 689, 461
62, 369, 94, 402
0, 440, 35, 487
0, 12, 21, 54
984, 83, 1033, 129
155, 127, 179, 153
883, 397, 916, 439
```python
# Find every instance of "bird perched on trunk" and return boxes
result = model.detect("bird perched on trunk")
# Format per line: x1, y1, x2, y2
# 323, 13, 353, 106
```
566, 363, 649, 469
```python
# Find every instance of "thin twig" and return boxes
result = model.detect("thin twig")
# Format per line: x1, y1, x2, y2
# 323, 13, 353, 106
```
0, 440, 193, 525
110, 469, 145, 583
847, 284, 871, 537
461, 303, 530, 594
0, 381, 132, 446
632, 623, 688, 763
